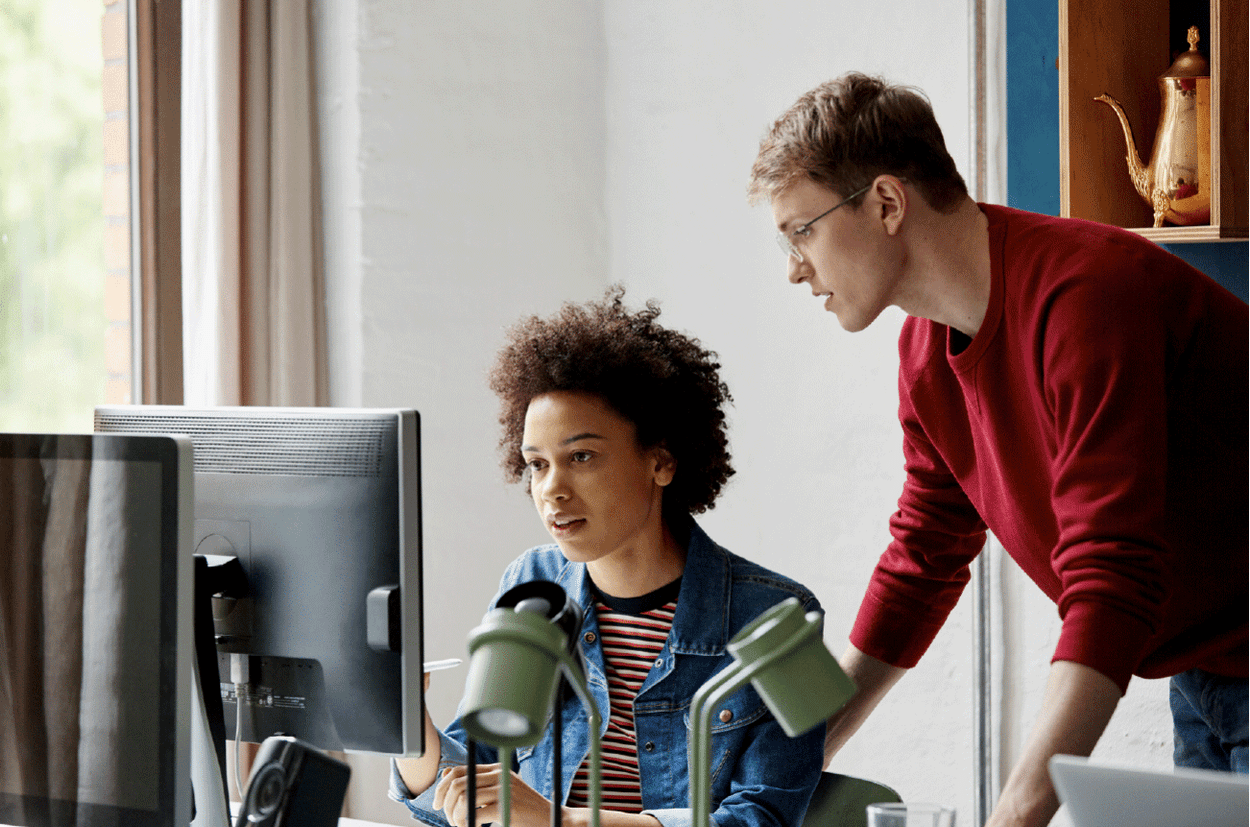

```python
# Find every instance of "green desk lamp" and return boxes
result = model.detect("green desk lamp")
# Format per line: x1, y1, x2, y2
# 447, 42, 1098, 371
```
689, 597, 857, 827
459, 582, 602, 827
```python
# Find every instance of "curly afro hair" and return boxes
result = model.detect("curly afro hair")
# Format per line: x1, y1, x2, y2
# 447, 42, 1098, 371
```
488, 285, 734, 518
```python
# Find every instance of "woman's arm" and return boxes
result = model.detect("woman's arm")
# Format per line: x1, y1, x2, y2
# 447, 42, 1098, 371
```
395, 672, 443, 796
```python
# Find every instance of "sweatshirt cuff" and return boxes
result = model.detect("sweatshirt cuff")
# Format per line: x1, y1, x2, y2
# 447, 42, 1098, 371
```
1053, 600, 1156, 693
848, 588, 945, 669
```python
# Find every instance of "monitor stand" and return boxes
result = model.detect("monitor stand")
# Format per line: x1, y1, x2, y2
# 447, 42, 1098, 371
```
190, 553, 242, 827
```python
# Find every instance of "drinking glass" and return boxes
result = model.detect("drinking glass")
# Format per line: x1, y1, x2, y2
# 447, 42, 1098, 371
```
866, 802, 956, 827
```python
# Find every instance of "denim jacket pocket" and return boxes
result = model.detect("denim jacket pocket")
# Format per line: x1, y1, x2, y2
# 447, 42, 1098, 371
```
682, 690, 771, 789
683, 690, 770, 735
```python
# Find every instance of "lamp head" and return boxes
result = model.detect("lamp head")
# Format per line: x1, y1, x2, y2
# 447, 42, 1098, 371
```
495, 579, 583, 648
460, 581, 583, 748
726, 597, 855, 736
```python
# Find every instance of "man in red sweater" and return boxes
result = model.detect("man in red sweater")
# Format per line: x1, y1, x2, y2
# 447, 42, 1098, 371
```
748, 72, 1247, 827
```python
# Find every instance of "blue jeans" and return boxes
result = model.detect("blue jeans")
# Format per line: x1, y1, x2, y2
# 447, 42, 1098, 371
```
1170, 668, 1248, 773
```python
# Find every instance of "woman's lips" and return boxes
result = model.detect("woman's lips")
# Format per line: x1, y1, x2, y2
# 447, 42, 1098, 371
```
550, 517, 586, 535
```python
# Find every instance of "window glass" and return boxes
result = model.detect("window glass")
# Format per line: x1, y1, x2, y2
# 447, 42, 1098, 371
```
0, 0, 112, 433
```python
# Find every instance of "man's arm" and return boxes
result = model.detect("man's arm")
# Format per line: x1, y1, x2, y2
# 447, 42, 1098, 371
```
985, 660, 1121, 827
824, 645, 908, 765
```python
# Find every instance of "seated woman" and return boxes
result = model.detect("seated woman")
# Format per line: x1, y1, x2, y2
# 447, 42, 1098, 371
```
391, 288, 824, 827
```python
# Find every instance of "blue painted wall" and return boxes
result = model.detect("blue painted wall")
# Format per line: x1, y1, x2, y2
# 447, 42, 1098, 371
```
1005, 0, 1247, 301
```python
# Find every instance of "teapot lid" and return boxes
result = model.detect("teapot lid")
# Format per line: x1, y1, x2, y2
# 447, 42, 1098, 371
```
1163, 26, 1209, 78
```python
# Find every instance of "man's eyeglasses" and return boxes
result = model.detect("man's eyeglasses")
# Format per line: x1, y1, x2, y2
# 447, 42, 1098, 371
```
775, 183, 872, 262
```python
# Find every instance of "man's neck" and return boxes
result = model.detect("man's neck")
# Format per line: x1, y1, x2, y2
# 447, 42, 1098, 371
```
896, 196, 992, 339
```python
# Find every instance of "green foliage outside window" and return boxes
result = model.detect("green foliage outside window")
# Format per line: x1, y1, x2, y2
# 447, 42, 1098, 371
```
0, 0, 106, 433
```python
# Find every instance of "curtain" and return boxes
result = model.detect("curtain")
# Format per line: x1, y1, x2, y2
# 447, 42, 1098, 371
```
183, 0, 328, 408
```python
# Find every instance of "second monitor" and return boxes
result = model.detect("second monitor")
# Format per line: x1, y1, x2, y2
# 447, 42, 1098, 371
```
95, 405, 424, 759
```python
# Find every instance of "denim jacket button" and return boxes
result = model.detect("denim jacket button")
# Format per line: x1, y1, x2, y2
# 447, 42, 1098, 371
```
718, 709, 733, 723
583, 631, 596, 644
644, 742, 655, 752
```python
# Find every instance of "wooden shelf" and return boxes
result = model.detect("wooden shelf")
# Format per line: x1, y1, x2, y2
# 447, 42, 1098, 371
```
1134, 225, 1248, 243
1059, 0, 1248, 241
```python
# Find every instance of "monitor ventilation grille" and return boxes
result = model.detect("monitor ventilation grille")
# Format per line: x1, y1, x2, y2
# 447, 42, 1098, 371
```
94, 412, 388, 478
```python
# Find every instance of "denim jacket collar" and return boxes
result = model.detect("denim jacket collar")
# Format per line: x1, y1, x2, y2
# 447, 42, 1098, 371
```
554, 520, 733, 658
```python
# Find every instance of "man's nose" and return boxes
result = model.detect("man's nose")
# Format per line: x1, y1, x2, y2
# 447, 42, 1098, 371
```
787, 254, 807, 284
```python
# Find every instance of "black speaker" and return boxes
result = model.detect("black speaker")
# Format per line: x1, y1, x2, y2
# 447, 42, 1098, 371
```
235, 735, 350, 827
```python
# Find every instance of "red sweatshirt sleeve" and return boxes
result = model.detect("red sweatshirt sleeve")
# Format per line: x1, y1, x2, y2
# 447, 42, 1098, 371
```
848, 324, 988, 669
1037, 252, 1176, 690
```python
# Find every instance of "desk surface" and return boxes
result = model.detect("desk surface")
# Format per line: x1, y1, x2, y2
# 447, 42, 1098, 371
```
228, 801, 392, 827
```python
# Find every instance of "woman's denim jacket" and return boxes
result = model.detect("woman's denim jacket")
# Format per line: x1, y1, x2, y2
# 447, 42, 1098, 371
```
390, 521, 826, 827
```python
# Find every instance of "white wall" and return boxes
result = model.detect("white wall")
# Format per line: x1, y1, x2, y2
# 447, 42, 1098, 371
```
598, 0, 976, 815
311, 3, 1169, 825
314, 2, 609, 822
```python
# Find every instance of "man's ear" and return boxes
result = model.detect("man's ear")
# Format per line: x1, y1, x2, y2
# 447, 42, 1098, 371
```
874, 174, 907, 236
652, 446, 677, 488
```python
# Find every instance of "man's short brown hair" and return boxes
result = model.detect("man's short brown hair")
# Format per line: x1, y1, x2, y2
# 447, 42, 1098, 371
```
748, 72, 967, 213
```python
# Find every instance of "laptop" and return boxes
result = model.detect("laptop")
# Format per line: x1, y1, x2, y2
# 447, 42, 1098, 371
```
1049, 754, 1248, 827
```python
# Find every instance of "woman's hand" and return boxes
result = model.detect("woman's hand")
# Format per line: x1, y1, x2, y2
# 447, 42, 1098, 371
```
433, 763, 556, 827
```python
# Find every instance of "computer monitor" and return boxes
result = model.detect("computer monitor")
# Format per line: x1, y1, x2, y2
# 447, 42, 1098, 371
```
0, 432, 195, 827
93, 406, 424, 760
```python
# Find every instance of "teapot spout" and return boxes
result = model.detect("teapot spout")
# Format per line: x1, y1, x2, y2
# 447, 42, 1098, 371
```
1094, 94, 1153, 206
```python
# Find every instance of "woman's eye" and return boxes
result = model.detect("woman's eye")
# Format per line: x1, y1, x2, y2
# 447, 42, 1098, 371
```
525, 458, 546, 472
794, 225, 811, 238
571, 451, 593, 463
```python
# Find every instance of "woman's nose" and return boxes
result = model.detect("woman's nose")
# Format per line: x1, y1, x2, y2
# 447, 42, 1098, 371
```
539, 468, 570, 501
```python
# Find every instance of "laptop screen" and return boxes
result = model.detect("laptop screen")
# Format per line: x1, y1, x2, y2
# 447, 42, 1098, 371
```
1050, 754, 1249, 827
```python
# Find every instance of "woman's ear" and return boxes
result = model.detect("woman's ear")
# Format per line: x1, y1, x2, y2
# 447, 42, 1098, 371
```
652, 446, 677, 488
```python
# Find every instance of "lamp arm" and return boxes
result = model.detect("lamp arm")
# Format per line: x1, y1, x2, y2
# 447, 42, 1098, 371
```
689, 665, 754, 827
501, 746, 513, 827
558, 651, 602, 827
691, 600, 852, 827
690, 643, 803, 827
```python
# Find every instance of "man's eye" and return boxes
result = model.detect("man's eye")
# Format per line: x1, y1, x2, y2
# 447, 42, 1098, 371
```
793, 225, 811, 238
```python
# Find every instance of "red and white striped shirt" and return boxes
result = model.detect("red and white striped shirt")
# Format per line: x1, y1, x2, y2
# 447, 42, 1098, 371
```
567, 581, 678, 813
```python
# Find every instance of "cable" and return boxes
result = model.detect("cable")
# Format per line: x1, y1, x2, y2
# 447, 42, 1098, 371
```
231, 653, 250, 802
234, 689, 245, 800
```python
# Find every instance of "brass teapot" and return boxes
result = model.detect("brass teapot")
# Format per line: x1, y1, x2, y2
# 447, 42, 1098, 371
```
1094, 26, 1211, 227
